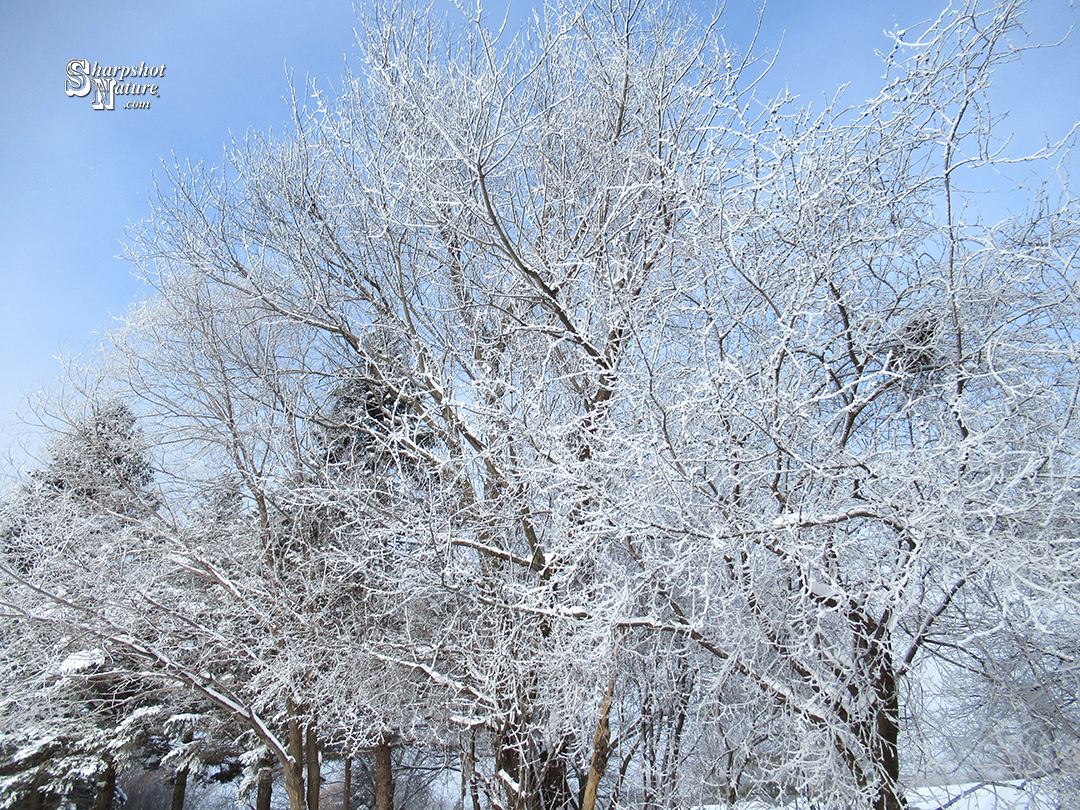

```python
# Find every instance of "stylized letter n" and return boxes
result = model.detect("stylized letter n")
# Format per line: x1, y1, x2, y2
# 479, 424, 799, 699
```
91, 77, 115, 111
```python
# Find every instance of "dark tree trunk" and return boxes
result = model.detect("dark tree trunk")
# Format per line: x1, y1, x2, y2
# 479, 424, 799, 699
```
342, 757, 351, 810
495, 712, 574, 810
91, 757, 116, 810
27, 768, 45, 810
256, 756, 274, 810
374, 733, 394, 810
306, 725, 320, 810
871, 651, 905, 810
851, 610, 906, 810
170, 763, 189, 810
171, 728, 193, 810
466, 732, 482, 810
284, 703, 306, 810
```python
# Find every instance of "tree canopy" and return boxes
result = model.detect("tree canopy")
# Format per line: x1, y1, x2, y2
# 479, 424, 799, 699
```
3, 1, 1079, 809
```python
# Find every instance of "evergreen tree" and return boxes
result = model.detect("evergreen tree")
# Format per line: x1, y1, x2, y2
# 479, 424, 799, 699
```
1, 400, 158, 809
35, 400, 153, 506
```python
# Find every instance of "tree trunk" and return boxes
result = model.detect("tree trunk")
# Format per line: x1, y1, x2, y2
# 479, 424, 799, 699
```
464, 732, 482, 810
342, 757, 351, 810
374, 732, 394, 810
171, 763, 189, 810
256, 756, 274, 810
284, 703, 306, 810
27, 768, 45, 810
852, 611, 905, 810
495, 713, 533, 810
91, 757, 116, 810
581, 676, 615, 810
871, 649, 904, 810
306, 724, 320, 810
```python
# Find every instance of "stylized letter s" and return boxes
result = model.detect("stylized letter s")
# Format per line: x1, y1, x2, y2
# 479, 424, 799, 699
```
66, 59, 91, 97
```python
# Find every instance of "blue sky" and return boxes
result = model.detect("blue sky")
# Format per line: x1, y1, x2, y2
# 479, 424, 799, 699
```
2, 0, 1078, 475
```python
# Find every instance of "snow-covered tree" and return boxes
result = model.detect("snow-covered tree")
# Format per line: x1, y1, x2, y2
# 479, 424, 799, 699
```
0, 401, 162, 808
6, 1, 1079, 809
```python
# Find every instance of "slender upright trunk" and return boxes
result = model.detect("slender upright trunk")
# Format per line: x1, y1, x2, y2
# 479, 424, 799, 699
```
852, 611, 905, 810
171, 763, 189, 810
374, 732, 394, 810
91, 756, 116, 810
342, 756, 351, 810
27, 769, 45, 810
496, 718, 527, 810
581, 677, 615, 810
171, 728, 193, 810
256, 756, 274, 810
871, 653, 904, 810
306, 724, 320, 810
464, 732, 482, 810
284, 702, 306, 810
